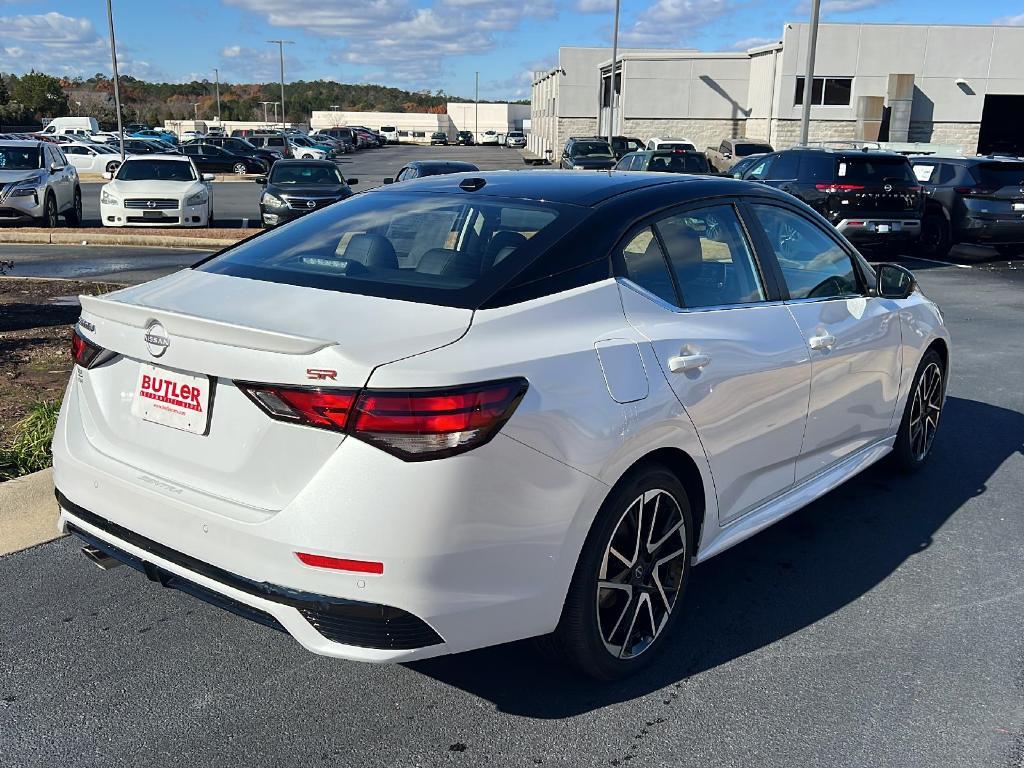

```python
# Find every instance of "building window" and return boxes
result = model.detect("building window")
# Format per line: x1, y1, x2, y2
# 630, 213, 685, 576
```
794, 77, 852, 106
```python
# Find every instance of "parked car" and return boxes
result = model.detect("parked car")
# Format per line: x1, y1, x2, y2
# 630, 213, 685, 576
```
180, 143, 268, 175
309, 133, 353, 154
130, 128, 177, 145
289, 136, 334, 160
39, 117, 100, 137
123, 123, 149, 134
430, 131, 449, 146
614, 149, 714, 175
0, 140, 82, 226
645, 137, 696, 151
60, 142, 126, 175
909, 155, 1024, 257
257, 159, 357, 228
180, 131, 205, 142
742, 147, 924, 249
245, 132, 294, 159
456, 130, 475, 146
99, 154, 214, 227
505, 131, 527, 149
122, 139, 179, 155
316, 127, 358, 149
725, 153, 768, 179
56, 170, 949, 681
560, 137, 616, 170
707, 138, 774, 173
383, 160, 479, 184
610, 136, 645, 159
379, 125, 398, 144
478, 130, 500, 146
183, 135, 281, 167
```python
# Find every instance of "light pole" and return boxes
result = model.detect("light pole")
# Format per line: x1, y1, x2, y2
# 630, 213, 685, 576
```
798, 0, 822, 146
213, 67, 221, 125
74, 101, 81, 117
267, 40, 293, 127
259, 100, 272, 124
192, 102, 200, 122
607, 0, 620, 146
105, 0, 126, 161
272, 101, 279, 125
475, 71, 479, 143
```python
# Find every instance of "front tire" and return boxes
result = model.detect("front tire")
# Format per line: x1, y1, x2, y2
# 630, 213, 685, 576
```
36, 193, 58, 229
542, 465, 693, 680
233, 162, 247, 175
916, 211, 951, 258
64, 188, 83, 226
889, 349, 945, 472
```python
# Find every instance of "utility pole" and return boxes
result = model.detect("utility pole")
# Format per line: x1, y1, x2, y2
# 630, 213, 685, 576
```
268, 40, 293, 127
192, 102, 200, 122
799, 0, 821, 146
607, 0, 620, 146
475, 71, 479, 143
106, 0, 126, 161
272, 101, 279, 125
214, 67, 221, 124
259, 101, 272, 124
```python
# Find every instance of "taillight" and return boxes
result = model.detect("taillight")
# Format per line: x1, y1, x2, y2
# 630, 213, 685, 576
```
955, 185, 998, 196
236, 378, 528, 461
70, 329, 108, 369
815, 183, 865, 192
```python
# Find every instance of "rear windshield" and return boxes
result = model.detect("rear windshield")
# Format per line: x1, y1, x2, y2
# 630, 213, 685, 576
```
973, 162, 1024, 187
658, 142, 695, 151
734, 143, 772, 156
197, 191, 585, 308
837, 156, 916, 184
572, 141, 613, 157
380, 126, 396, 132
116, 159, 196, 182
648, 152, 710, 174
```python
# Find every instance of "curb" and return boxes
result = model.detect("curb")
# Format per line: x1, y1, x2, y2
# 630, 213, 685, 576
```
0, 231, 247, 249
0, 468, 62, 556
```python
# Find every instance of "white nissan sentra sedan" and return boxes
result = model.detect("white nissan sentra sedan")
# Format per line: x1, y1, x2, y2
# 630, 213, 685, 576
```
54, 171, 949, 679
99, 154, 214, 227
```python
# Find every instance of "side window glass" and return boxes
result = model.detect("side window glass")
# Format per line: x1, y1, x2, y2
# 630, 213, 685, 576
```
746, 154, 775, 180
656, 205, 765, 308
619, 227, 678, 306
751, 204, 859, 300
629, 155, 644, 171
938, 164, 956, 185
766, 152, 799, 180
615, 155, 630, 171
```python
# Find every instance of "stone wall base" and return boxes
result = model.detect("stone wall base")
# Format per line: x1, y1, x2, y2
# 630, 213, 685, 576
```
619, 118, 745, 152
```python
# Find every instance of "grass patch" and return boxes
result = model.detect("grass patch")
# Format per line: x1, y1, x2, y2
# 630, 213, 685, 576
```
0, 400, 61, 480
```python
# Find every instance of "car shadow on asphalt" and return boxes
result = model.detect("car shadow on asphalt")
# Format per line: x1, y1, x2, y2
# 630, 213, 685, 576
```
408, 396, 1024, 718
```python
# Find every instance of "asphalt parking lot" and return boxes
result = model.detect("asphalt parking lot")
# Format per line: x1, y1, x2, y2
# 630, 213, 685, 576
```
76, 144, 526, 227
1, 252, 1021, 767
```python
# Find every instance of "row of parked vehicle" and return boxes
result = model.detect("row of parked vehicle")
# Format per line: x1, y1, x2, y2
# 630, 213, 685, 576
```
553, 134, 1024, 256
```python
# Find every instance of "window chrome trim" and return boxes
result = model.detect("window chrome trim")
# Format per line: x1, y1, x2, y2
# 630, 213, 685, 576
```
616, 277, 781, 314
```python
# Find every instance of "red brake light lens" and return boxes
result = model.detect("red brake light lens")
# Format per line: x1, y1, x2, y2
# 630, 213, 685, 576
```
815, 183, 865, 192
296, 552, 384, 575
955, 185, 997, 196
236, 378, 528, 460
71, 329, 106, 369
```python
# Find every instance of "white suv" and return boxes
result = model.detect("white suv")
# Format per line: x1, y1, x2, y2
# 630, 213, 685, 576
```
0, 140, 82, 227
645, 137, 696, 151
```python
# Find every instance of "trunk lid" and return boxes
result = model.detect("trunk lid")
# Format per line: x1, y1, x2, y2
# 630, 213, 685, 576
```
829, 155, 924, 217
73, 269, 472, 512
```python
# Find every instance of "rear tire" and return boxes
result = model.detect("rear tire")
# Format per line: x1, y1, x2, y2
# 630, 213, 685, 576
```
64, 188, 82, 226
540, 465, 693, 680
233, 162, 247, 175
915, 211, 951, 258
889, 349, 945, 473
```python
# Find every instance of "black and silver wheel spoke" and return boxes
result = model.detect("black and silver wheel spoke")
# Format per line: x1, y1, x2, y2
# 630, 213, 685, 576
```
597, 488, 687, 660
910, 362, 943, 461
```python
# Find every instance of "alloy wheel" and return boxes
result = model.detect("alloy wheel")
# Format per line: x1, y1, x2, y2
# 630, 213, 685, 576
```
597, 489, 687, 660
45, 196, 57, 228
909, 362, 943, 461
233, 163, 247, 175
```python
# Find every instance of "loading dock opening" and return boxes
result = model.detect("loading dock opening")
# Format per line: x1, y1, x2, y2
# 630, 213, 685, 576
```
978, 95, 1024, 156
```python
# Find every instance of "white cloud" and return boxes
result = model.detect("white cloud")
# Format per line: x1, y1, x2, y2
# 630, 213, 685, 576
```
812, 0, 883, 13
994, 13, 1024, 24
575, 0, 616, 12
217, 45, 305, 81
728, 36, 778, 50
619, 0, 730, 47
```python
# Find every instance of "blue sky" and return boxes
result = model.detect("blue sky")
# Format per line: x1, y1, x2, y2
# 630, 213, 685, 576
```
0, 0, 1020, 100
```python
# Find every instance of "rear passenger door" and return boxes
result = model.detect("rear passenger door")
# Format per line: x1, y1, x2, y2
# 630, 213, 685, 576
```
746, 201, 902, 480
617, 201, 811, 523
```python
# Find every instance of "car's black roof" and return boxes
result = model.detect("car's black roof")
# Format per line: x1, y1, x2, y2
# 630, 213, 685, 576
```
379, 169, 770, 207
909, 155, 1024, 165
406, 160, 479, 172
271, 158, 337, 167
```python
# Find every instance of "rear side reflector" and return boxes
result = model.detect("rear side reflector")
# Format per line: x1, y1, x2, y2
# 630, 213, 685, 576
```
296, 552, 384, 575
236, 378, 528, 461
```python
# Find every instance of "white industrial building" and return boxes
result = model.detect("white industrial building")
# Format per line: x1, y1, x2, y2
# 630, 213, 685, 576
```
529, 22, 1024, 158
311, 102, 529, 143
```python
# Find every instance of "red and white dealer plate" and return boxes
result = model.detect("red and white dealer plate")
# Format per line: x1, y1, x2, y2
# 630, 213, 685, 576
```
130, 364, 211, 435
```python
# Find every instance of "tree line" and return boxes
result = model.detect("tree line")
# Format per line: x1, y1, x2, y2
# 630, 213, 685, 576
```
0, 71, 526, 130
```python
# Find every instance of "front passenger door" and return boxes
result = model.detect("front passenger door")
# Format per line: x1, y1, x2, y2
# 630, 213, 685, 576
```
748, 202, 902, 480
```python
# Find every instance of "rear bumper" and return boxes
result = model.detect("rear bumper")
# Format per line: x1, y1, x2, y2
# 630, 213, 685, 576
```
835, 217, 921, 242
955, 214, 1024, 245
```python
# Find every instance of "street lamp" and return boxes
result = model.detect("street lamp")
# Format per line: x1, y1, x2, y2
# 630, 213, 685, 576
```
213, 67, 221, 125
105, 0, 126, 161
607, 0, 621, 146
798, 0, 822, 145
259, 100, 273, 124
192, 102, 200, 122
272, 101, 280, 125
475, 71, 479, 143
267, 40, 294, 127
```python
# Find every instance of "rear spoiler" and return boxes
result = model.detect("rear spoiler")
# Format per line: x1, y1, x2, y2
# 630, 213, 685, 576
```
79, 294, 337, 355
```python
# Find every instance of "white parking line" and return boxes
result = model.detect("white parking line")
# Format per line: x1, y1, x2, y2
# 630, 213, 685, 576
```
898, 255, 973, 269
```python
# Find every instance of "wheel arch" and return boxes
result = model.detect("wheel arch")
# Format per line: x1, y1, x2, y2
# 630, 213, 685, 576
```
926, 336, 949, 373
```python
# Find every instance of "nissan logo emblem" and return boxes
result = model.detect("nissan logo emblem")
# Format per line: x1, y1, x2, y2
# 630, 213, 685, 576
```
147, 200, 156, 208
306, 200, 316, 209
883, 184, 893, 193
144, 321, 170, 357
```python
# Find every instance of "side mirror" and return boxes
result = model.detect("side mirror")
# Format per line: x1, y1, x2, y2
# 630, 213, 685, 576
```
722, 151, 732, 159
49, 162, 61, 174
254, 176, 267, 185
876, 263, 917, 299
346, 178, 358, 185
383, 177, 394, 185
202, 173, 215, 182
102, 171, 113, 180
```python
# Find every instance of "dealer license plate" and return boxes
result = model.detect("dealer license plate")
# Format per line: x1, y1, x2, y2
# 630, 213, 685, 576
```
130, 364, 211, 434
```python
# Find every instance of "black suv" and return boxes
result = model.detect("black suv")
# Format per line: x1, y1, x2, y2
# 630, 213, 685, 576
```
909, 155, 1024, 257
456, 131, 475, 146
181, 135, 280, 167
742, 148, 924, 248
560, 137, 616, 170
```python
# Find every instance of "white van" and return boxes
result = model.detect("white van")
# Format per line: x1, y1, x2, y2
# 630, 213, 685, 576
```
379, 125, 398, 144
41, 117, 100, 136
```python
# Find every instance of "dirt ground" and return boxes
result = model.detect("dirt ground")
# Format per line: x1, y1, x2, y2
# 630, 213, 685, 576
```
0, 278, 120, 448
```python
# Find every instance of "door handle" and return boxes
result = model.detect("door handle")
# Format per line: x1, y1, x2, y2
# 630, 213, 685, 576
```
668, 353, 711, 373
808, 333, 836, 351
